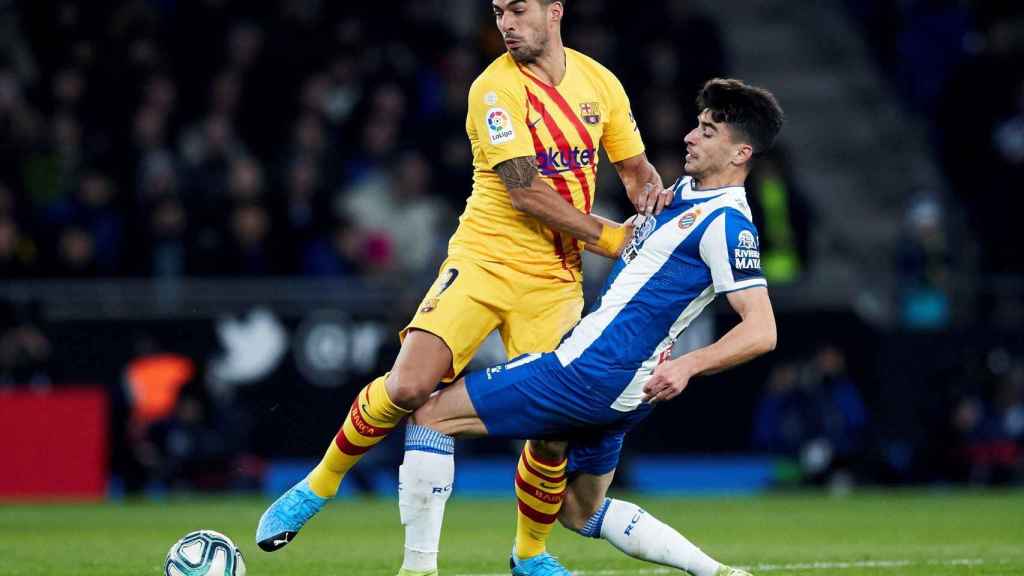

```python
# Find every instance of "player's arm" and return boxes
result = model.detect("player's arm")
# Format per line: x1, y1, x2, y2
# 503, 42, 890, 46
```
613, 152, 670, 216
583, 214, 636, 259
642, 287, 777, 403
496, 156, 630, 256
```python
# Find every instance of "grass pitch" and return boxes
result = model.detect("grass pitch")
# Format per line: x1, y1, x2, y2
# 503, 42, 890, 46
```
1, 489, 1022, 575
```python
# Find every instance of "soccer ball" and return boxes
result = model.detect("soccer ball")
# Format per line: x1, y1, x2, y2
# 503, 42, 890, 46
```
164, 530, 247, 576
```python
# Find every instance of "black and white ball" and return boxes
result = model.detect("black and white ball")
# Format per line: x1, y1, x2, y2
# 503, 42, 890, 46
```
165, 530, 246, 576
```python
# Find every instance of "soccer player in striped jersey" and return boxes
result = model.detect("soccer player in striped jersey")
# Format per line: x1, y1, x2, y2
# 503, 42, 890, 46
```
258, 1, 667, 573
401, 78, 784, 576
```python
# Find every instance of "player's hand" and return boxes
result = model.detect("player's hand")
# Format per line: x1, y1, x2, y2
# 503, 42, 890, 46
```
642, 358, 695, 404
634, 182, 672, 216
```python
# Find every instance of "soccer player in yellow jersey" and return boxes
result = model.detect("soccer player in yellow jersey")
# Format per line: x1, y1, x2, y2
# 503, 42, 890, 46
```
257, 1, 668, 573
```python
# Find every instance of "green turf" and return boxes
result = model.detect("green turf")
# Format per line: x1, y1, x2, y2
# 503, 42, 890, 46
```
1, 489, 1022, 575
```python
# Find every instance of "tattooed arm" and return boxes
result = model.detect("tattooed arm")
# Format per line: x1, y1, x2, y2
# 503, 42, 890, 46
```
495, 156, 604, 244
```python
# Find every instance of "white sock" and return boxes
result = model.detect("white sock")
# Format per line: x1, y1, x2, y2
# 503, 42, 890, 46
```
589, 498, 721, 576
398, 425, 454, 572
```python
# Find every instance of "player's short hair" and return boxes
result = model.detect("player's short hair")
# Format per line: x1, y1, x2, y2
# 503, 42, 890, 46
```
697, 78, 784, 155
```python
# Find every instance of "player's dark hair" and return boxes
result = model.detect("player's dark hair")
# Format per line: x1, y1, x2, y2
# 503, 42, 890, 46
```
696, 78, 784, 155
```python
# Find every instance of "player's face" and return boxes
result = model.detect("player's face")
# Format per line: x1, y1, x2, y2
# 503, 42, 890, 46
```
683, 109, 744, 180
493, 0, 551, 64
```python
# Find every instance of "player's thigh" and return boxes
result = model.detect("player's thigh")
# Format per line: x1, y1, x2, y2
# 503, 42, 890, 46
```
502, 279, 583, 357
561, 470, 617, 530
464, 353, 574, 439
410, 378, 488, 437
402, 257, 503, 381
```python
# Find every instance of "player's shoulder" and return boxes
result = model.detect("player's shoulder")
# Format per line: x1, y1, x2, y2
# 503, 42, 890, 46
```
567, 48, 626, 93
470, 53, 521, 95
566, 48, 618, 80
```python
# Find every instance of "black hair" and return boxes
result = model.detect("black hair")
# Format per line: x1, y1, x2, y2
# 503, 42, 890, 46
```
696, 78, 784, 155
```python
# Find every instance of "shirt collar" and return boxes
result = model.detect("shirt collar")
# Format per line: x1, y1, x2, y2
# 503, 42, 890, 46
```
676, 176, 746, 201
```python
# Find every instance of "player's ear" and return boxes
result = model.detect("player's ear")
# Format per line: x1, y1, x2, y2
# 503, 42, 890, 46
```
550, 1, 563, 23
734, 143, 754, 167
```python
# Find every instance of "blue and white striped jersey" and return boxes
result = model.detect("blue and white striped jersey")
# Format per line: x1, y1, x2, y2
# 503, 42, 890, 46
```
554, 176, 767, 412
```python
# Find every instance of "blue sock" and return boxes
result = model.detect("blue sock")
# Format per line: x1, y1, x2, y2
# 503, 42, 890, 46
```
404, 424, 454, 455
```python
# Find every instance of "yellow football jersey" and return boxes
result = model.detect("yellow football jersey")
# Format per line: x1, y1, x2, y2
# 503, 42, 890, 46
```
448, 48, 645, 283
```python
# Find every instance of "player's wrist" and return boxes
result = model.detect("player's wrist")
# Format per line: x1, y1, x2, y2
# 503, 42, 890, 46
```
596, 223, 629, 256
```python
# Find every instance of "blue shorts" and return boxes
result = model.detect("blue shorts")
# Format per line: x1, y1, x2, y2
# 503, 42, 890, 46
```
465, 352, 653, 476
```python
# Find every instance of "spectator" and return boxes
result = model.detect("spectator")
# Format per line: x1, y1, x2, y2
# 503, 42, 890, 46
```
745, 148, 812, 285
0, 303, 51, 387
950, 361, 1024, 484
340, 149, 448, 274
218, 200, 279, 277
0, 210, 37, 278
896, 192, 952, 329
754, 346, 869, 485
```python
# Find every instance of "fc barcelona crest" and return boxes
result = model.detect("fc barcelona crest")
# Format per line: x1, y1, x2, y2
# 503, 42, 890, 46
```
579, 102, 601, 125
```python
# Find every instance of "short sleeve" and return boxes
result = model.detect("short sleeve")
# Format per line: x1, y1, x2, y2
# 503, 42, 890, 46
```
698, 209, 767, 293
600, 73, 645, 163
467, 73, 536, 168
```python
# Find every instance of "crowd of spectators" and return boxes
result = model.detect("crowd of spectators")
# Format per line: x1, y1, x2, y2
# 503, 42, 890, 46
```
0, 0, 762, 282
843, 0, 1024, 317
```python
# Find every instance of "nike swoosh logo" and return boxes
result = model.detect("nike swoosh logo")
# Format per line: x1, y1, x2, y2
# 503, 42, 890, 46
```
528, 118, 542, 128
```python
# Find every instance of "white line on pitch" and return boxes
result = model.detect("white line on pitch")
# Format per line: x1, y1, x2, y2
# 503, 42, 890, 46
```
455, 557, 991, 576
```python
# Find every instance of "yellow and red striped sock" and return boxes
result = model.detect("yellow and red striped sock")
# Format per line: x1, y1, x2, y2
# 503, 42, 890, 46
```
514, 442, 568, 559
307, 375, 410, 498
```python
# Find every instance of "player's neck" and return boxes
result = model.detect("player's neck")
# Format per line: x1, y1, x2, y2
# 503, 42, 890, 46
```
523, 41, 566, 86
692, 169, 747, 191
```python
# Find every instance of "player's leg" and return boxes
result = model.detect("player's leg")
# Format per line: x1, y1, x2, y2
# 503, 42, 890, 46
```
256, 330, 451, 551
258, 258, 500, 552
562, 446, 749, 576
501, 279, 583, 574
508, 439, 572, 576
400, 353, 572, 576
396, 378, 485, 576
304, 329, 452, 499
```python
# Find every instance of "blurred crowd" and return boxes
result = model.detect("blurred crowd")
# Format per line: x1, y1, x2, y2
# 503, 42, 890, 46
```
847, 0, 1024, 327
0, 0, 812, 282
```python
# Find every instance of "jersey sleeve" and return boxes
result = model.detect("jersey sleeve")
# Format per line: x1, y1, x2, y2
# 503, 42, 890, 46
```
467, 72, 536, 168
698, 209, 767, 293
600, 72, 645, 163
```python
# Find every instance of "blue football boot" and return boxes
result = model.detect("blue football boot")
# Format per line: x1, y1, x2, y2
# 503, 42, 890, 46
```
256, 477, 329, 551
510, 550, 572, 576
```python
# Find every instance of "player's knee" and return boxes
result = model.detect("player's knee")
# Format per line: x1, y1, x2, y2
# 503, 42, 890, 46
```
386, 370, 435, 409
528, 439, 568, 462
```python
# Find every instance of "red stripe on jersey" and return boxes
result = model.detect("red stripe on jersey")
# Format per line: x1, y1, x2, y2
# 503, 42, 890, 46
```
517, 499, 560, 524
524, 87, 593, 214
526, 93, 577, 277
